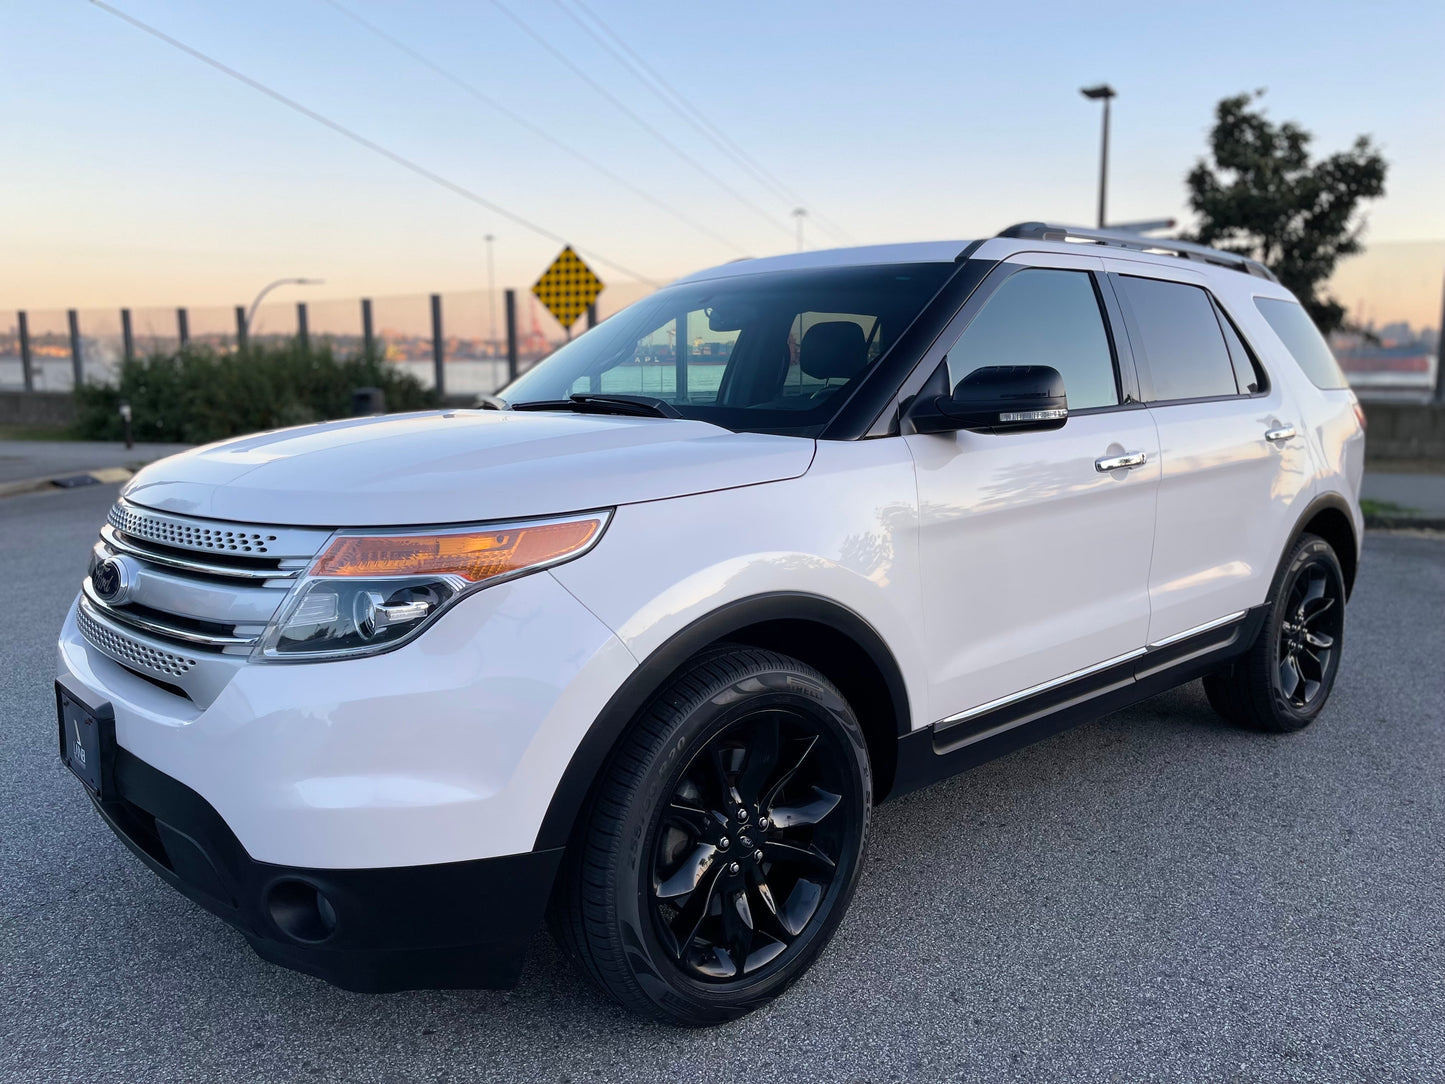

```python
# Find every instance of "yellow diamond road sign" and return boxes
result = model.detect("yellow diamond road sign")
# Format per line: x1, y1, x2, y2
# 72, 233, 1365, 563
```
531, 245, 604, 330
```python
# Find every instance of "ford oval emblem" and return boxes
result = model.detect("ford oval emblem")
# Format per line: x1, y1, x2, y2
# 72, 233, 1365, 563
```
92, 556, 135, 605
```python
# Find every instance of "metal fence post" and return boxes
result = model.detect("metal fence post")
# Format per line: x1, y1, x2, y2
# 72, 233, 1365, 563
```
17, 311, 33, 392
235, 305, 248, 352
1435, 270, 1445, 404
361, 298, 374, 358
68, 309, 83, 387
177, 308, 190, 348
431, 293, 445, 397
296, 302, 309, 351
121, 308, 134, 363
505, 289, 518, 383
676, 311, 689, 401
587, 303, 598, 329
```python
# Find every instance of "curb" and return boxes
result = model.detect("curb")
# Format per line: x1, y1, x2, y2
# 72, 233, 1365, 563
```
0, 466, 136, 500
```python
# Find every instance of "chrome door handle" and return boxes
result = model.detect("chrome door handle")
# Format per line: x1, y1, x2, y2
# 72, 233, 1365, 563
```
1264, 425, 1297, 443
1095, 451, 1147, 472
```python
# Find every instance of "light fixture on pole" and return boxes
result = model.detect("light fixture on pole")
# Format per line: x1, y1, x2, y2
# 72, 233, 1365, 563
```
1079, 84, 1117, 229
792, 207, 807, 252
245, 278, 324, 339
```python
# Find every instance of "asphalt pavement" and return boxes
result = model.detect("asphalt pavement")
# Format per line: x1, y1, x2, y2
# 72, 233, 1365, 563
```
2, 483, 1443, 1083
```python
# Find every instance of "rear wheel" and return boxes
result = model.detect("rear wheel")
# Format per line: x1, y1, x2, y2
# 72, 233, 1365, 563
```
1204, 533, 1346, 732
549, 647, 871, 1025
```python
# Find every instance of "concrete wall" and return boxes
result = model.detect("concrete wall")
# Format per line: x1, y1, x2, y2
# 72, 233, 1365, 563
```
1363, 402, 1445, 462
0, 391, 76, 428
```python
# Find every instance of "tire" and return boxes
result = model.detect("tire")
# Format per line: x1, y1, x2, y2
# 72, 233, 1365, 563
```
1203, 533, 1347, 733
548, 646, 872, 1025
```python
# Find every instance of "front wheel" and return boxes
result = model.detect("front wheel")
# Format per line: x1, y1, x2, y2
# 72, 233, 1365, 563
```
1204, 533, 1347, 732
549, 646, 871, 1025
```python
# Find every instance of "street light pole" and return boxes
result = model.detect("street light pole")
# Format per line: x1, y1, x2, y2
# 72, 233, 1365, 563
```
485, 234, 497, 356
1080, 84, 1117, 229
792, 207, 807, 252
245, 277, 324, 340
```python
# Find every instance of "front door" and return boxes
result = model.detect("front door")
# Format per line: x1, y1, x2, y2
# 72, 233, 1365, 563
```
906, 257, 1160, 725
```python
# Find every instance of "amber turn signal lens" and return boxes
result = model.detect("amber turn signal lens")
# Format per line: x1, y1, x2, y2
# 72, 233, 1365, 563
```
311, 517, 604, 582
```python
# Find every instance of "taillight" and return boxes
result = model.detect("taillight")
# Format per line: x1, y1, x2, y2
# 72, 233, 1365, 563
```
1353, 402, 1367, 431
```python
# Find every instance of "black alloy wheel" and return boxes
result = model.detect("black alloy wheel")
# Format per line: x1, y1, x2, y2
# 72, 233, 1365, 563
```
650, 706, 852, 982
550, 646, 870, 1025
1204, 533, 1348, 732
1275, 560, 1343, 711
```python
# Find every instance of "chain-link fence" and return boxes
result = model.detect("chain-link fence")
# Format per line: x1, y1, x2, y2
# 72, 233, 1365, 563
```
3, 247, 1440, 401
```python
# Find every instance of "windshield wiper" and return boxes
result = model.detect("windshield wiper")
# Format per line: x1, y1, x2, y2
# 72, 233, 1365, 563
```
511, 393, 681, 419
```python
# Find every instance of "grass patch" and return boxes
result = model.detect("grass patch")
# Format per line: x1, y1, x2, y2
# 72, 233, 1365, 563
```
1360, 498, 1421, 518
0, 424, 80, 441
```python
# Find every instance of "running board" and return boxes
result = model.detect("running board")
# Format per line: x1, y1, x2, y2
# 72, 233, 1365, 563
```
889, 607, 1265, 799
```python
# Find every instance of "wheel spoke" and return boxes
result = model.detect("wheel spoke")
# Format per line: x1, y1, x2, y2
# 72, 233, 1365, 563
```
720, 885, 754, 976
1279, 653, 1302, 700
778, 878, 824, 937
735, 714, 781, 805
1302, 595, 1336, 624
657, 842, 719, 899
1303, 630, 1334, 650
749, 873, 795, 945
768, 785, 841, 829
670, 863, 725, 960
762, 837, 837, 873
761, 734, 819, 812
707, 744, 741, 809
1297, 646, 1325, 683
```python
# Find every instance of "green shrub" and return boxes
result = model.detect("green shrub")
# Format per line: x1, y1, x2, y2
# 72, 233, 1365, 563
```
74, 341, 438, 444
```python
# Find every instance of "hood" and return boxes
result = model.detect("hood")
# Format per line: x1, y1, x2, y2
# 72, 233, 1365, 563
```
121, 410, 815, 527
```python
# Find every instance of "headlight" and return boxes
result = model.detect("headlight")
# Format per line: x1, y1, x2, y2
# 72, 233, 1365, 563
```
258, 511, 610, 660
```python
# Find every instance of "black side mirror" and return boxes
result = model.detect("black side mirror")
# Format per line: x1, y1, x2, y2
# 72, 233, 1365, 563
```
908, 365, 1068, 435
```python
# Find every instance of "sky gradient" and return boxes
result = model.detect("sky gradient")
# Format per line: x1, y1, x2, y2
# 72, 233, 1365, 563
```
2, 1, 1441, 327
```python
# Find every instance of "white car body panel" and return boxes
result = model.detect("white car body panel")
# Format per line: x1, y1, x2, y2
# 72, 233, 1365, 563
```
121, 410, 814, 526
59, 572, 637, 868
906, 409, 1161, 721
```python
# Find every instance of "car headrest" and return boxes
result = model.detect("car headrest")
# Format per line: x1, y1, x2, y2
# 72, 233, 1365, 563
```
799, 321, 869, 380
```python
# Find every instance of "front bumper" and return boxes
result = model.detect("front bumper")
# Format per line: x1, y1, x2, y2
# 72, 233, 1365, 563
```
80, 713, 560, 991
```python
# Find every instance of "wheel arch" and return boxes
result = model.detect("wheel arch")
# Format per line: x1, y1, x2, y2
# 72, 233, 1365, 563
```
532, 593, 912, 852
1289, 492, 1360, 598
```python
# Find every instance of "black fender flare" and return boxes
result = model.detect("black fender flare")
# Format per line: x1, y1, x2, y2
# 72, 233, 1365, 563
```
532, 592, 911, 852
1282, 490, 1361, 597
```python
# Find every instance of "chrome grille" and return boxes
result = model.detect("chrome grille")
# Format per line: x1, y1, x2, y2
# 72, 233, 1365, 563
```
108, 503, 278, 554
78, 604, 197, 678
77, 500, 332, 704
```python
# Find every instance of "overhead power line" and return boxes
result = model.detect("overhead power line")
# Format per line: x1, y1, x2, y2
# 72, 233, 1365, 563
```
556, 0, 855, 245
85, 0, 661, 286
487, 0, 793, 240
320, 0, 748, 257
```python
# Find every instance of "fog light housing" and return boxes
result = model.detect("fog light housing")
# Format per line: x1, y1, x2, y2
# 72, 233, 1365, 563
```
266, 879, 338, 943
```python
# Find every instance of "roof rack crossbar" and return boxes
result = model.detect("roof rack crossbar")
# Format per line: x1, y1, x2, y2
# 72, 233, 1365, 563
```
995, 222, 1278, 283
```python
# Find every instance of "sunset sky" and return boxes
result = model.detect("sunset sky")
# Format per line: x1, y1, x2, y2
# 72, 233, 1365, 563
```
2, 1, 1441, 329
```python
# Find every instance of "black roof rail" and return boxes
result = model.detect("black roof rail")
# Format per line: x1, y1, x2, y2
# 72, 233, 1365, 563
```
996, 222, 1278, 283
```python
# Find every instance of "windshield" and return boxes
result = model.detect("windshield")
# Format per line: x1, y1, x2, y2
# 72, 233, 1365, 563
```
501, 263, 953, 435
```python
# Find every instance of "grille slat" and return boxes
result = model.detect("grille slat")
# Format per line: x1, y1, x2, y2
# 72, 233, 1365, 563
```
109, 504, 277, 554
78, 605, 198, 678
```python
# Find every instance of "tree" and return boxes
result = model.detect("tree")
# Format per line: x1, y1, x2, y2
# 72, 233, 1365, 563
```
1186, 91, 1387, 333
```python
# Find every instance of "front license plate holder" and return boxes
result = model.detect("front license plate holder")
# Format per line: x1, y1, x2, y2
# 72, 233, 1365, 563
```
57, 681, 116, 799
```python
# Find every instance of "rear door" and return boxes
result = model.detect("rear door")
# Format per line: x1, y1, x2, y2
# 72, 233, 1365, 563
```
907, 254, 1161, 725
1104, 260, 1314, 644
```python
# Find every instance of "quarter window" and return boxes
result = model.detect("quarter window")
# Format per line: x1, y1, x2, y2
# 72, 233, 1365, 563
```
1255, 297, 1349, 390
947, 269, 1119, 410
1116, 275, 1240, 402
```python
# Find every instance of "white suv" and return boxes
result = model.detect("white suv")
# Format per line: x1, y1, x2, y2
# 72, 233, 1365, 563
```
57, 223, 1365, 1024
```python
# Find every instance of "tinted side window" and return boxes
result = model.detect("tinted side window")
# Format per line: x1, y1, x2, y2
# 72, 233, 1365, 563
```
1118, 276, 1239, 401
1255, 297, 1349, 389
947, 269, 1119, 410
